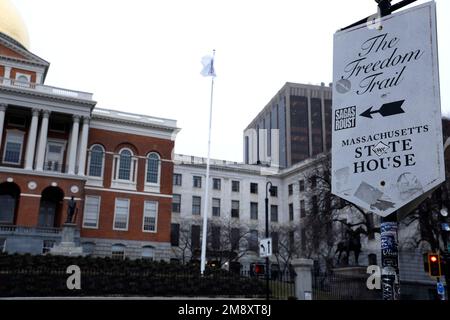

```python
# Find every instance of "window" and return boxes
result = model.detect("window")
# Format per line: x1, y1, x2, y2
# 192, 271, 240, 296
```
146, 152, 160, 184
88, 145, 105, 177
143, 201, 158, 232
193, 176, 202, 188
211, 226, 220, 250
232, 181, 240, 192
118, 149, 132, 180
82, 242, 95, 256
300, 200, 306, 218
14, 73, 30, 87
288, 184, 293, 196
113, 198, 130, 230
289, 203, 294, 221
82, 196, 100, 228
250, 183, 258, 194
191, 225, 201, 249
271, 232, 279, 254
173, 174, 182, 186
212, 198, 220, 217
45, 140, 66, 172
142, 246, 155, 260
310, 176, 317, 189
171, 223, 180, 246
213, 178, 221, 190
231, 200, 240, 218
299, 180, 305, 192
112, 148, 138, 187
270, 186, 278, 197
3, 130, 24, 164
172, 194, 181, 213
192, 196, 201, 215
270, 205, 278, 222
42, 240, 55, 254
250, 202, 258, 220
112, 244, 125, 260
249, 230, 258, 252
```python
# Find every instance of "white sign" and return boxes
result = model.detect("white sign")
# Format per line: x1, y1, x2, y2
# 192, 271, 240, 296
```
331, 2, 444, 217
259, 238, 272, 258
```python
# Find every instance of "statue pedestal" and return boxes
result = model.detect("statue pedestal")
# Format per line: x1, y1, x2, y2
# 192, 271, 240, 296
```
49, 223, 85, 256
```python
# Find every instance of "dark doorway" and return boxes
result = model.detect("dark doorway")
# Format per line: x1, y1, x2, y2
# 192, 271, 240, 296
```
38, 187, 64, 227
0, 182, 21, 224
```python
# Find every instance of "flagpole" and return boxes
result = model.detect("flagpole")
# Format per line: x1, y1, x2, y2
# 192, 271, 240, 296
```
200, 49, 215, 275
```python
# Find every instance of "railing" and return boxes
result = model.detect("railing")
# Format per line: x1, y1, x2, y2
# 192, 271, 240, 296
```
0, 225, 61, 235
0, 77, 93, 101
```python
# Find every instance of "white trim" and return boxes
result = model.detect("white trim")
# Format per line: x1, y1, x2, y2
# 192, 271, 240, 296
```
142, 200, 158, 233
0, 166, 86, 180
113, 198, 130, 231
84, 186, 173, 198
87, 144, 105, 179
2, 129, 25, 165
63, 197, 82, 201
112, 148, 137, 189
20, 193, 41, 198
82, 195, 100, 229
144, 152, 161, 193
90, 119, 179, 141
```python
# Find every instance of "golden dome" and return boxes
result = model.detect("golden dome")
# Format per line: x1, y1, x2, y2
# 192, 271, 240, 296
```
0, 0, 30, 49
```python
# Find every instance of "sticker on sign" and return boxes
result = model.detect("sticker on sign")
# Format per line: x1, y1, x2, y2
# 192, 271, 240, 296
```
331, 2, 444, 217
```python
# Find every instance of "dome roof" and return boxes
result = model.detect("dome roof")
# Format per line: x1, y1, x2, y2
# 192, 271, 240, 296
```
0, 0, 30, 49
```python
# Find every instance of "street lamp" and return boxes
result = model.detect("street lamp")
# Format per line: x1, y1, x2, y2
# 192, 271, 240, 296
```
265, 181, 276, 300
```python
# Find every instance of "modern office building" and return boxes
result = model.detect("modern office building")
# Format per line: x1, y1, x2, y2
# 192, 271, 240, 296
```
244, 82, 332, 168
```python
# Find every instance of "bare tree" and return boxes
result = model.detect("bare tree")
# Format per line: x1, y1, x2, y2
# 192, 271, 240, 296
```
270, 223, 301, 275
206, 217, 252, 268
171, 218, 197, 264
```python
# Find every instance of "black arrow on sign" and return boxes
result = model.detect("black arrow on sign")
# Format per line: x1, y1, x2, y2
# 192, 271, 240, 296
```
360, 100, 405, 119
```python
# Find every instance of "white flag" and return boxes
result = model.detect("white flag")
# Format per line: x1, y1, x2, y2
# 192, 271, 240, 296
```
200, 55, 216, 77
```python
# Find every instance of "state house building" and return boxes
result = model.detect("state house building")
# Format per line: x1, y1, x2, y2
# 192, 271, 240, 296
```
0, 0, 179, 260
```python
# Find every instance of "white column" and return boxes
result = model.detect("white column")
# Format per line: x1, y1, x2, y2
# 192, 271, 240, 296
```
24, 108, 40, 170
67, 115, 80, 175
77, 117, 90, 176
35, 110, 50, 171
0, 104, 7, 149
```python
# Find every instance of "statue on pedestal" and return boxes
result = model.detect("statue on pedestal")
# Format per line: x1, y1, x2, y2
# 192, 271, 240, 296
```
66, 196, 77, 223
335, 226, 365, 265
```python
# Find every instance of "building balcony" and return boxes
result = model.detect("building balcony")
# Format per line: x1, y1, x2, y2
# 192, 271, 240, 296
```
0, 224, 61, 236
0, 77, 93, 101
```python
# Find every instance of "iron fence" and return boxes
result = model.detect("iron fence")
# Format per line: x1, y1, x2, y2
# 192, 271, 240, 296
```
0, 267, 295, 299
312, 271, 381, 300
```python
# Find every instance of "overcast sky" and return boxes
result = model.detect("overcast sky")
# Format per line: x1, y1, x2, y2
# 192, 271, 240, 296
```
12, 0, 450, 162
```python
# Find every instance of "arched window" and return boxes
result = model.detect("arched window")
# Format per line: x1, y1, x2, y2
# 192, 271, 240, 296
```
118, 149, 132, 180
82, 242, 95, 256
141, 246, 155, 260
146, 152, 160, 184
0, 183, 20, 224
112, 244, 126, 260
112, 147, 138, 189
88, 145, 105, 177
